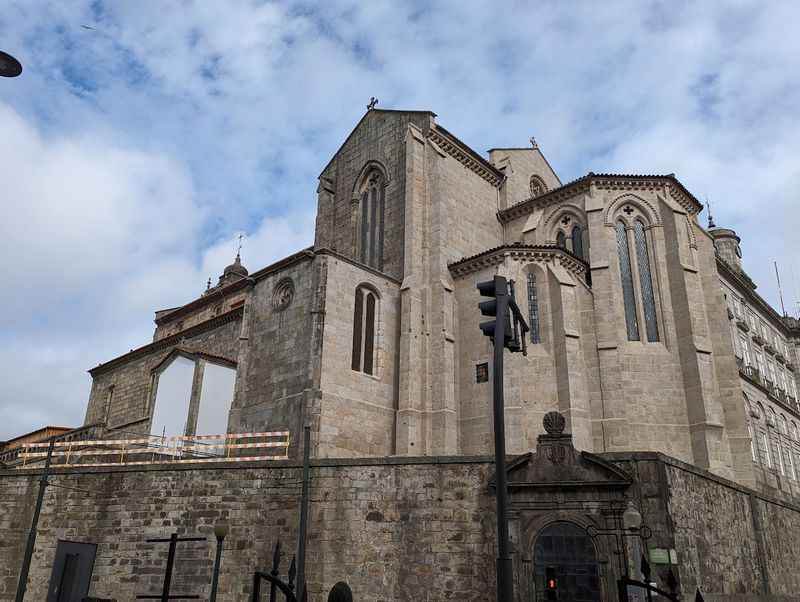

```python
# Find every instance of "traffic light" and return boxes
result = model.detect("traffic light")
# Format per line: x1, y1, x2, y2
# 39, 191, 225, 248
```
545, 566, 558, 600
477, 275, 512, 345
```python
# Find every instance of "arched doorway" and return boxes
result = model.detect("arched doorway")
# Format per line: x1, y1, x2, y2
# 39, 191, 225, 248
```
533, 521, 601, 601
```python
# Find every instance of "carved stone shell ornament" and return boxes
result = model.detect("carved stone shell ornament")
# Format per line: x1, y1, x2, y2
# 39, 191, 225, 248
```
543, 411, 566, 435
272, 278, 294, 311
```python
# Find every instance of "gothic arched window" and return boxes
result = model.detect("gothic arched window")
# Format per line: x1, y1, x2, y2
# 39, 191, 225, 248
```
358, 168, 386, 270
571, 224, 584, 260
351, 286, 377, 375
527, 272, 541, 344
556, 230, 566, 249
615, 220, 640, 341
634, 220, 659, 342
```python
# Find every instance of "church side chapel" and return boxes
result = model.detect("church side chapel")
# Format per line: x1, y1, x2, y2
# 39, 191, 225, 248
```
9, 105, 799, 601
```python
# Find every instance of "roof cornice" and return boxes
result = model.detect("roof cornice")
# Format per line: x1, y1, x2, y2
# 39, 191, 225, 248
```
499, 175, 592, 223
428, 125, 504, 187
448, 243, 589, 279
497, 173, 703, 224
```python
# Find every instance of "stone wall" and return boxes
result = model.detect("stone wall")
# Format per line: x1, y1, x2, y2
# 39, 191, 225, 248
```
3, 452, 800, 601
317, 256, 401, 457
316, 110, 435, 281
0, 457, 496, 602
228, 255, 319, 449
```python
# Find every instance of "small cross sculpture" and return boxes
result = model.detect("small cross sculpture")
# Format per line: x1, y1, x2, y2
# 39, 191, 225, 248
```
623, 205, 634, 216
529, 136, 538, 149
367, 97, 378, 111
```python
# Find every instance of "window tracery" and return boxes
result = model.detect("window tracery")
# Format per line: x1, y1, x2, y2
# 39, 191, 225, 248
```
613, 209, 660, 343
529, 175, 547, 198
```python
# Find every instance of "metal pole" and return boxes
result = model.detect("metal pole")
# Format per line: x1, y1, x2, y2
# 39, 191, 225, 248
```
295, 425, 311, 601
493, 288, 514, 602
15, 438, 55, 602
210, 529, 226, 602
161, 533, 178, 602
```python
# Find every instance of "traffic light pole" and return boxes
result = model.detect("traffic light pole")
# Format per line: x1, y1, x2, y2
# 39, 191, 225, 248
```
492, 292, 514, 602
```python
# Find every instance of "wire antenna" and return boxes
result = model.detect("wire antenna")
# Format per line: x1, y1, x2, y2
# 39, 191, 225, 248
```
775, 261, 787, 317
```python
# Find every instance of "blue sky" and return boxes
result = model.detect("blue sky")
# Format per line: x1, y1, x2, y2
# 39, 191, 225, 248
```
1, 1, 799, 439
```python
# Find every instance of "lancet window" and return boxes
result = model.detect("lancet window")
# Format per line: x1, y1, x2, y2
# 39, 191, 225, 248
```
358, 168, 386, 270
615, 212, 660, 342
616, 220, 640, 341
351, 285, 378, 375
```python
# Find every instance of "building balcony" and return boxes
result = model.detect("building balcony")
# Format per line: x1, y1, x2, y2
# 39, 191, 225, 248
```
788, 362, 796, 373
752, 334, 765, 346
727, 307, 735, 320
740, 363, 760, 383
736, 319, 750, 332
765, 344, 776, 355
776, 352, 786, 364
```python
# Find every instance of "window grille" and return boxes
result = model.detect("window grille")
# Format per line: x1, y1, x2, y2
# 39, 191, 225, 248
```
527, 272, 541, 344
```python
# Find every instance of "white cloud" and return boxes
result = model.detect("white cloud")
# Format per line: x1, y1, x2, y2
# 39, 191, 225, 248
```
1, 0, 799, 438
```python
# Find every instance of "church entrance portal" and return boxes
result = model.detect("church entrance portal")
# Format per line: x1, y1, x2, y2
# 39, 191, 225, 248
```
532, 521, 601, 601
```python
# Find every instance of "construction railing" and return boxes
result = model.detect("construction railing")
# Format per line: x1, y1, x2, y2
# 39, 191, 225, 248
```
16, 431, 291, 469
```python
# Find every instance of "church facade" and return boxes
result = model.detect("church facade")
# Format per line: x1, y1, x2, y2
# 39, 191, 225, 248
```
82, 107, 800, 500
5, 108, 800, 601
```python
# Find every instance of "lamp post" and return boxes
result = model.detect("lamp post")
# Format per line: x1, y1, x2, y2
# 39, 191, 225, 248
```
209, 523, 228, 602
0, 51, 22, 77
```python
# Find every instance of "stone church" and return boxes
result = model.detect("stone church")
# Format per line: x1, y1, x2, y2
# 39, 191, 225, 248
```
85, 107, 800, 497
4, 108, 800, 601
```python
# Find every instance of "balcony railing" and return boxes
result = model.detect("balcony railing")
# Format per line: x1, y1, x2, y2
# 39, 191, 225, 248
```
736, 319, 750, 332
739, 363, 760, 383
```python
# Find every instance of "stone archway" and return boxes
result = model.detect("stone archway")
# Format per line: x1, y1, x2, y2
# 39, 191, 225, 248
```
531, 521, 601, 601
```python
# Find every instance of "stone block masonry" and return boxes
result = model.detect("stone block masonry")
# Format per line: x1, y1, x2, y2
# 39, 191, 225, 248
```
0, 457, 497, 602
3, 452, 800, 601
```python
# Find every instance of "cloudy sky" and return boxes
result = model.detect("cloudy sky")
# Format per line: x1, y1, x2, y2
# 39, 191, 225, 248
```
1, 1, 799, 440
